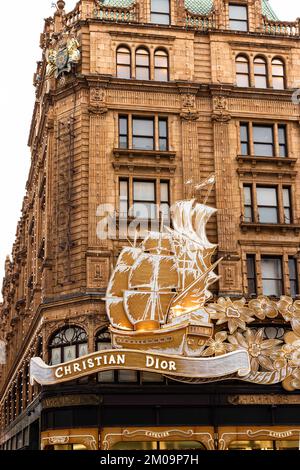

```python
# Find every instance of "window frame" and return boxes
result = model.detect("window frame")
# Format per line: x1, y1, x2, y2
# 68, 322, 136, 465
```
246, 254, 257, 297
154, 49, 169, 82
253, 124, 275, 158
288, 257, 299, 298
116, 46, 131, 80
229, 4, 248, 32
272, 57, 286, 90
49, 326, 88, 365
254, 56, 268, 89
135, 47, 150, 81
150, 0, 171, 25
261, 256, 283, 297
256, 186, 279, 224
236, 55, 250, 88
132, 116, 155, 151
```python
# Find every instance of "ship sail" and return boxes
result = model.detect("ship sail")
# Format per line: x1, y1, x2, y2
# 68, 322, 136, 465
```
170, 261, 221, 314
129, 253, 179, 291
105, 247, 142, 330
124, 291, 176, 326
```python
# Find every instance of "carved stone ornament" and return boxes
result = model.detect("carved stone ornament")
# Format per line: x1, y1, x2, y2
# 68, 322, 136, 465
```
180, 93, 200, 121
46, 32, 80, 79
89, 87, 108, 115
212, 96, 231, 122
30, 179, 300, 393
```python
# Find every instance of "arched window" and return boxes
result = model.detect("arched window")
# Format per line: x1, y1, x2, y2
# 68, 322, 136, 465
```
49, 326, 88, 365
136, 48, 150, 81
96, 329, 138, 383
154, 49, 169, 82
236, 55, 250, 87
116, 46, 131, 79
254, 56, 268, 88
272, 58, 285, 90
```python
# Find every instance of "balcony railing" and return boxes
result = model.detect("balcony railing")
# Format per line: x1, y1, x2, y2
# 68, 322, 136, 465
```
262, 17, 300, 37
64, 3, 82, 27
185, 9, 217, 31
93, 2, 139, 23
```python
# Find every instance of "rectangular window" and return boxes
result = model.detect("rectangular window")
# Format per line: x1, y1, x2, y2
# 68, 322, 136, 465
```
132, 118, 154, 150
160, 181, 170, 221
243, 185, 253, 222
119, 116, 128, 149
253, 125, 274, 157
159, 118, 168, 151
257, 187, 278, 224
229, 4, 248, 32
289, 258, 298, 297
133, 180, 156, 219
247, 255, 257, 296
119, 179, 129, 218
261, 257, 283, 297
151, 0, 170, 25
97, 342, 115, 383
240, 123, 249, 156
283, 187, 292, 224
278, 125, 287, 157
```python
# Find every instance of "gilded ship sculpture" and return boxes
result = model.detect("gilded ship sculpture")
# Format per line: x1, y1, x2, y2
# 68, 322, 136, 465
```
105, 197, 220, 357
30, 176, 300, 392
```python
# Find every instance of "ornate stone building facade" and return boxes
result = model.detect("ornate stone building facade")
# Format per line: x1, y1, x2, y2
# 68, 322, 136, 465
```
1, 0, 300, 450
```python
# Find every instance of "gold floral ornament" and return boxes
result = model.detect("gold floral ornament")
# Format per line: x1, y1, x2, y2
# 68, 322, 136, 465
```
205, 297, 255, 334
277, 296, 300, 336
282, 332, 300, 391
248, 296, 278, 320
228, 329, 282, 373
201, 331, 235, 357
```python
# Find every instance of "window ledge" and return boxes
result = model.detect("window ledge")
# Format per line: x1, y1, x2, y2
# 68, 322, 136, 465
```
237, 155, 297, 167
241, 222, 300, 234
113, 148, 176, 161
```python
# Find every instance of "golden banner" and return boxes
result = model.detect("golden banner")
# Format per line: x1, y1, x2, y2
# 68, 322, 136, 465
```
30, 349, 250, 385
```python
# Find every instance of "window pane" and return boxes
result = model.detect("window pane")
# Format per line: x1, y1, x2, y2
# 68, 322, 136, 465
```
261, 258, 282, 279
240, 124, 248, 141
257, 187, 277, 206
51, 348, 61, 365
117, 49, 130, 65
133, 202, 156, 219
136, 51, 149, 66
152, 0, 170, 14
229, 5, 248, 20
236, 62, 249, 73
64, 345, 76, 362
118, 370, 138, 382
237, 75, 250, 87
253, 126, 273, 143
142, 372, 164, 382
161, 182, 169, 202
273, 77, 285, 90
230, 20, 248, 31
254, 143, 273, 157
155, 69, 168, 82
258, 207, 278, 224
155, 56, 168, 68
133, 137, 154, 150
78, 343, 88, 357
289, 258, 297, 279
119, 117, 128, 135
243, 186, 252, 205
136, 68, 150, 80
134, 181, 155, 201
133, 119, 154, 136
117, 66, 131, 79
283, 188, 290, 207
255, 76, 267, 88
159, 119, 167, 138
151, 13, 170, 25
262, 279, 283, 296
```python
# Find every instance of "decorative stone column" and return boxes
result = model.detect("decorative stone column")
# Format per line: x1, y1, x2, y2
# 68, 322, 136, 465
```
212, 94, 242, 296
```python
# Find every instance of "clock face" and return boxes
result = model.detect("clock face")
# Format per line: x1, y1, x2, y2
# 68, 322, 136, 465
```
56, 48, 69, 70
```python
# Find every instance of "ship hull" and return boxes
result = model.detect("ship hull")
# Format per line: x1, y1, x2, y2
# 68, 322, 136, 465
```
110, 321, 213, 357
